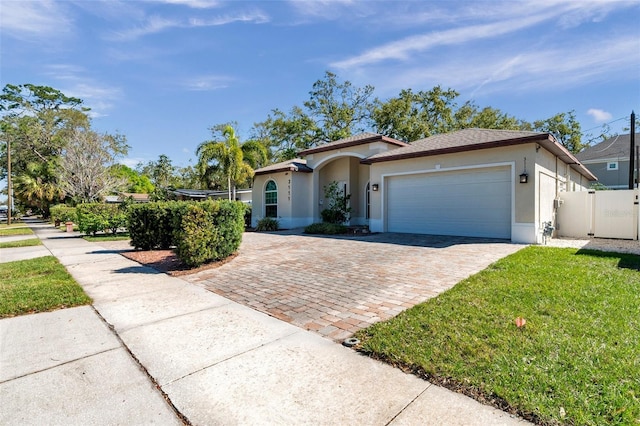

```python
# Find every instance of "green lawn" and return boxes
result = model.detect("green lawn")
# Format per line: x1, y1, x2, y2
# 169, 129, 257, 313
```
0, 256, 92, 318
0, 227, 34, 236
356, 246, 640, 425
0, 238, 42, 249
82, 232, 130, 242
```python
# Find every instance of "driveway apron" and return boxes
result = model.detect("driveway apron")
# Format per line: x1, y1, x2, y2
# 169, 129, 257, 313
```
186, 231, 523, 341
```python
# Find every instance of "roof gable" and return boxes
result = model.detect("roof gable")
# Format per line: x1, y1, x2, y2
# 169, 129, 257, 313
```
298, 132, 409, 156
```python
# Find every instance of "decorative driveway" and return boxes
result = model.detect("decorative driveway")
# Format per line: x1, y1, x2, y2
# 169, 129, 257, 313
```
185, 231, 523, 342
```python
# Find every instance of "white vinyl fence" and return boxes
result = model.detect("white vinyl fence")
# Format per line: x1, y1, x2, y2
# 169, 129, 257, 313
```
556, 189, 638, 240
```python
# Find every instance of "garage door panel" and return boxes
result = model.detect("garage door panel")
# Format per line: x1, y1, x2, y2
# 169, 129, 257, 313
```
386, 167, 511, 239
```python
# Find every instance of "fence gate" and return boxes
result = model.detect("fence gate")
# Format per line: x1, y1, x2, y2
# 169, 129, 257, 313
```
557, 189, 638, 240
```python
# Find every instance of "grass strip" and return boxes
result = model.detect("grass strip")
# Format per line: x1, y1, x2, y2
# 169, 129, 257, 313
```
83, 232, 130, 242
0, 238, 42, 249
0, 227, 34, 236
0, 256, 92, 318
356, 246, 640, 425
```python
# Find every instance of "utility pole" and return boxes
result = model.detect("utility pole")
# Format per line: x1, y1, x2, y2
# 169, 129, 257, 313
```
6, 140, 11, 225
630, 111, 636, 190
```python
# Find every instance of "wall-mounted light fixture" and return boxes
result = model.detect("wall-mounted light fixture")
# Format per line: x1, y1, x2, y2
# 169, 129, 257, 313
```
372, 183, 379, 191
519, 157, 529, 183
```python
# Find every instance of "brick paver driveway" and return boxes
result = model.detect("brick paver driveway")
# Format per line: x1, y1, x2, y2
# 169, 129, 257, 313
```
185, 231, 523, 342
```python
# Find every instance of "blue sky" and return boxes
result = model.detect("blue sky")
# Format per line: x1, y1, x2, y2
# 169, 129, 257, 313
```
1, 0, 639, 170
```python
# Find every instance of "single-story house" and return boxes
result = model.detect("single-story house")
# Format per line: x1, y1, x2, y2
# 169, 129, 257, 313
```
575, 133, 639, 189
252, 129, 597, 244
171, 188, 252, 203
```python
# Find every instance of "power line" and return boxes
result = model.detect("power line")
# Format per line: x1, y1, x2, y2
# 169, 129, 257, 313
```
581, 116, 629, 136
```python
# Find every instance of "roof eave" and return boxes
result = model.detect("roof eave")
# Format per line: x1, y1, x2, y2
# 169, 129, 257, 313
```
254, 165, 313, 176
361, 133, 598, 181
362, 134, 551, 164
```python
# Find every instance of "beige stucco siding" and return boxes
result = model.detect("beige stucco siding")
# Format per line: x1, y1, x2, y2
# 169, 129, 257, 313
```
252, 172, 312, 229
368, 143, 586, 243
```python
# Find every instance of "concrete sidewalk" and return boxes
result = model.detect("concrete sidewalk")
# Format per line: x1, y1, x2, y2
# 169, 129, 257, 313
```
1, 220, 528, 425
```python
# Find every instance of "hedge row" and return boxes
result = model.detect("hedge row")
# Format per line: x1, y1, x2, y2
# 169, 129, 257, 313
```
128, 200, 245, 267
76, 203, 128, 236
51, 203, 127, 235
50, 204, 77, 225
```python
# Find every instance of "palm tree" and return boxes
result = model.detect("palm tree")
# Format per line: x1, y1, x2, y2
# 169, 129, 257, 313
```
13, 162, 64, 216
197, 125, 267, 200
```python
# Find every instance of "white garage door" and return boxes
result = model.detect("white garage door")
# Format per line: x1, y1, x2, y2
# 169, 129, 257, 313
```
386, 167, 512, 239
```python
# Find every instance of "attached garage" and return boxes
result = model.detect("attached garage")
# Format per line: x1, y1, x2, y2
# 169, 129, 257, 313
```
385, 166, 512, 239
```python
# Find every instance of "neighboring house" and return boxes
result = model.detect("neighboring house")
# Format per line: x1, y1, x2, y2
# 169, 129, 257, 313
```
575, 133, 639, 189
171, 188, 252, 203
252, 129, 596, 244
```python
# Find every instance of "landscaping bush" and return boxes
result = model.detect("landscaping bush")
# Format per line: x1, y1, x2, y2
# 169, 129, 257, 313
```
208, 200, 245, 258
129, 200, 245, 267
76, 203, 126, 236
243, 204, 252, 228
50, 204, 77, 226
320, 181, 352, 224
304, 222, 347, 235
174, 204, 218, 268
127, 201, 185, 250
256, 217, 279, 232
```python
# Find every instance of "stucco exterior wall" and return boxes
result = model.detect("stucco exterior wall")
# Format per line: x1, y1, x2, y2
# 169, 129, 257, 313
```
368, 143, 587, 243
252, 172, 312, 229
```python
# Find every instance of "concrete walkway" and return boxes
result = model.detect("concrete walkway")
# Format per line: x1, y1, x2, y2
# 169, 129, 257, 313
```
0, 220, 528, 425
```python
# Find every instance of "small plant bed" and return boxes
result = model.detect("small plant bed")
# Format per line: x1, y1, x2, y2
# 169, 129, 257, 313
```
0, 227, 34, 237
304, 223, 348, 235
0, 238, 42, 249
0, 256, 92, 318
120, 248, 237, 276
354, 246, 640, 425
304, 223, 373, 235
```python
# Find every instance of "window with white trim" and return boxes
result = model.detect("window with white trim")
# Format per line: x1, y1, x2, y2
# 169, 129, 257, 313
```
265, 180, 278, 218
607, 161, 618, 171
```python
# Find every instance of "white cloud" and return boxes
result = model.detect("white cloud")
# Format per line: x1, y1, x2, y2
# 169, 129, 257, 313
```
157, 0, 220, 8
0, 0, 73, 40
288, 0, 360, 19
111, 15, 181, 40
182, 75, 233, 91
188, 11, 269, 27
43, 64, 123, 118
110, 9, 268, 40
331, 10, 559, 69
329, 1, 638, 70
361, 35, 639, 98
587, 108, 613, 123
120, 157, 148, 169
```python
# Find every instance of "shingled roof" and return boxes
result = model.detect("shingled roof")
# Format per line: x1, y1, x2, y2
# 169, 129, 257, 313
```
298, 132, 409, 156
575, 133, 639, 162
254, 158, 313, 175
361, 128, 597, 180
